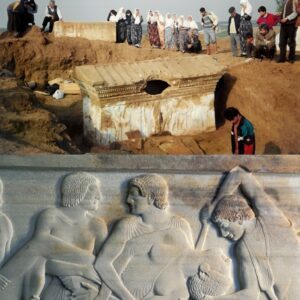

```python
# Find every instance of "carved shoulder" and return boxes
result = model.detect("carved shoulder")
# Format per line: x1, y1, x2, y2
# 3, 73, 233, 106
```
171, 215, 194, 248
90, 216, 108, 236
0, 212, 13, 238
34, 207, 60, 234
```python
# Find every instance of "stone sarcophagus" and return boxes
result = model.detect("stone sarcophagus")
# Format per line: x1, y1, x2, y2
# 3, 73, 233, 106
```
53, 21, 116, 42
0, 155, 299, 299
74, 56, 226, 145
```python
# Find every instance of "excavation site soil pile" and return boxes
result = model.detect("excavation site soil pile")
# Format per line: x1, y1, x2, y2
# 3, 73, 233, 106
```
0, 26, 299, 155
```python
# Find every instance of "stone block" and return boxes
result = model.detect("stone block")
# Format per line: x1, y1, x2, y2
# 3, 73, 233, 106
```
0, 155, 299, 299
53, 21, 116, 42
74, 56, 226, 146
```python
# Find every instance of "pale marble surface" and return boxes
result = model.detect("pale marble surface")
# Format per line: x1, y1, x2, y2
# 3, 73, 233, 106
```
0, 155, 298, 300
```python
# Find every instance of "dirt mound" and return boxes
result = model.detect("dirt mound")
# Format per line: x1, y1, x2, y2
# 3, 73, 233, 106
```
0, 26, 183, 87
0, 30, 299, 155
0, 79, 80, 154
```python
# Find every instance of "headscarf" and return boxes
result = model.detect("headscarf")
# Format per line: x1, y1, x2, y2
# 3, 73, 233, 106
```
165, 12, 174, 27
125, 9, 132, 22
147, 10, 157, 24
240, 0, 252, 16
107, 9, 117, 22
116, 7, 126, 21
187, 16, 198, 30
157, 11, 165, 25
133, 8, 142, 25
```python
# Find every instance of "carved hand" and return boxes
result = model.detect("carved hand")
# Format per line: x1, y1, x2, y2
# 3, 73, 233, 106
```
200, 204, 211, 224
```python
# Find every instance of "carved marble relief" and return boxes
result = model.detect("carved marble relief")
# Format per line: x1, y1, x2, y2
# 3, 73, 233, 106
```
0, 178, 13, 272
0, 168, 298, 300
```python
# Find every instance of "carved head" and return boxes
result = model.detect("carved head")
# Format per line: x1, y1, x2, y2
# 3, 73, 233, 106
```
187, 250, 232, 299
212, 195, 255, 241
61, 172, 101, 211
128, 174, 169, 212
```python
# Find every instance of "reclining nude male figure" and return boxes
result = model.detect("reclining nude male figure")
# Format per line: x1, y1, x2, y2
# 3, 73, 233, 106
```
0, 172, 107, 300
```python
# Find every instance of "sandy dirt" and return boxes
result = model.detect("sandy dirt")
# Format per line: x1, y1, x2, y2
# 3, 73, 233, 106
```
0, 27, 299, 155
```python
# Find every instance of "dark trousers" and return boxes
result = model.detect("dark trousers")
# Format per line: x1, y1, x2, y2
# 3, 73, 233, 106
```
255, 46, 276, 59
279, 23, 297, 61
42, 16, 58, 32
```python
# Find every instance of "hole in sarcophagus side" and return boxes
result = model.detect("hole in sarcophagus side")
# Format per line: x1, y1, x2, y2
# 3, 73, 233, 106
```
143, 80, 170, 95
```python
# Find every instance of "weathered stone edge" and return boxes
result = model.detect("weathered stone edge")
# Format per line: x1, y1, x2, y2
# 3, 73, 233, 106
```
0, 155, 299, 173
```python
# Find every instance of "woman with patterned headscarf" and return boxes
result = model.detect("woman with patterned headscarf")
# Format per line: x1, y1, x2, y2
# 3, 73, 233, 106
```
131, 8, 143, 48
240, 0, 253, 56
147, 10, 161, 48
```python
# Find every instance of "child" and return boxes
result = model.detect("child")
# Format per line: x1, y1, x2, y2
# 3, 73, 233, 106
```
246, 32, 255, 57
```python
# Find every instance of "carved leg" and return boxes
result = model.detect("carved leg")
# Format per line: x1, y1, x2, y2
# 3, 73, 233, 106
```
22, 257, 46, 300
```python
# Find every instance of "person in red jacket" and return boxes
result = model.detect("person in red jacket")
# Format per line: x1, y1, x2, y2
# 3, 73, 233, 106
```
257, 6, 280, 30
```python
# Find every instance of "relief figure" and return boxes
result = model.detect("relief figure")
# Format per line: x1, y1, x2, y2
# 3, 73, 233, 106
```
0, 179, 13, 268
96, 174, 232, 300
203, 166, 300, 300
0, 172, 107, 300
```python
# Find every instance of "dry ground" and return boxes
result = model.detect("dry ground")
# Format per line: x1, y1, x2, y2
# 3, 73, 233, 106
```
0, 27, 299, 154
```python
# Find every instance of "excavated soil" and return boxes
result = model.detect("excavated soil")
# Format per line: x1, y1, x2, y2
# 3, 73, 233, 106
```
0, 26, 299, 154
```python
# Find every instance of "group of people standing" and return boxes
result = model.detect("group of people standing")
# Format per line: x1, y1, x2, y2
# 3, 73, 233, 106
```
107, 8, 143, 47
108, 7, 204, 53
146, 12, 202, 53
7, 0, 63, 37
228, 0, 299, 63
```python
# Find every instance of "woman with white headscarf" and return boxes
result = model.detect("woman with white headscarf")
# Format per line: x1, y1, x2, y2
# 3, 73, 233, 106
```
147, 10, 161, 48
240, 0, 253, 56
165, 13, 174, 49
178, 15, 190, 52
187, 15, 199, 35
131, 8, 143, 47
116, 7, 127, 43
156, 11, 165, 48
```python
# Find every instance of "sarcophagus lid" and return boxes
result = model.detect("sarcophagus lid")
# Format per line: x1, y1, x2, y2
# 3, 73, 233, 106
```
74, 56, 226, 99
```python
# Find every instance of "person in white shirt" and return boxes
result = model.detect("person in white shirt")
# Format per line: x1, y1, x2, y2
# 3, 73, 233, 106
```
41, 0, 62, 33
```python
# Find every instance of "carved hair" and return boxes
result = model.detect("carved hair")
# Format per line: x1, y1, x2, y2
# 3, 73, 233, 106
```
129, 174, 169, 210
61, 172, 100, 207
188, 262, 230, 299
212, 195, 255, 223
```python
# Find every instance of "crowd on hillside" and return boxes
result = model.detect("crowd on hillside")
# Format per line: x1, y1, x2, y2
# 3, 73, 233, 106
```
108, 0, 299, 63
5, 0, 300, 63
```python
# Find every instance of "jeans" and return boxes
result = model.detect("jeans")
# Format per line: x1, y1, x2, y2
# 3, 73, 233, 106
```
203, 27, 216, 45
230, 33, 240, 56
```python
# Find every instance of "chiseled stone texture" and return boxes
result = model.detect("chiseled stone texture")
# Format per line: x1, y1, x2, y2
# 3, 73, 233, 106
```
74, 57, 226, 145
53, 21, 116, 42
0, 155, 299, 300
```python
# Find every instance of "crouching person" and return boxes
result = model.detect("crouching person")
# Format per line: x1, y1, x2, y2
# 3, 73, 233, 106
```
186, 30, 202, 53
255, 23, 276, 59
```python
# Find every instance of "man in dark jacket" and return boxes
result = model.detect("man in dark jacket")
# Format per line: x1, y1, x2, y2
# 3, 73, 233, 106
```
278, 0, 298, 63
224, 107, 255, 155
228, 7, 241, 56
42, 0, 62, 32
